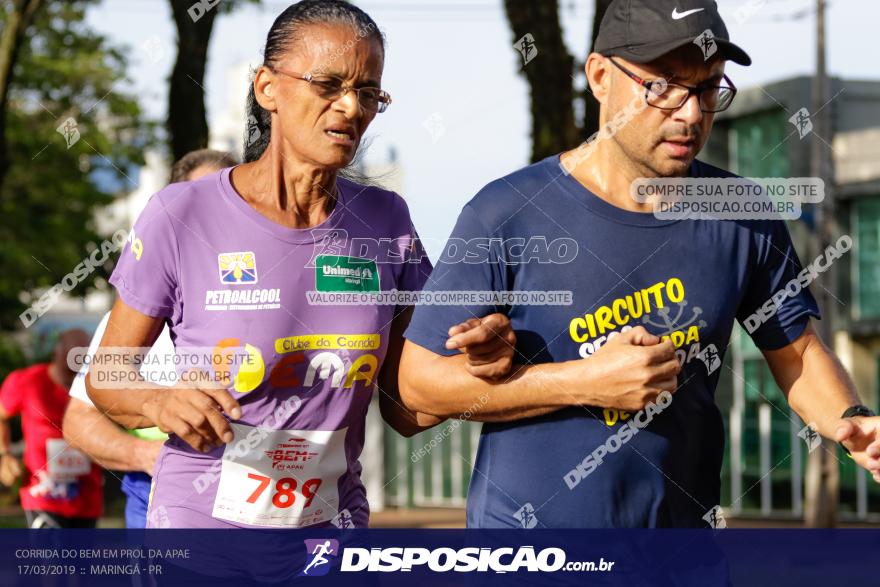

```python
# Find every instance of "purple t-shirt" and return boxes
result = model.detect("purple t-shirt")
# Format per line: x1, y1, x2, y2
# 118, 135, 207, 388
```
110, 168, 432, 528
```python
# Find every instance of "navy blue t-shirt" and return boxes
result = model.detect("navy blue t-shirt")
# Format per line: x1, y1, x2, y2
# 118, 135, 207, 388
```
404, 155, 820, 528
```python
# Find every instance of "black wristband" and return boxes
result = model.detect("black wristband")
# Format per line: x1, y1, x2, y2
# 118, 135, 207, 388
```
842, 405, 875, 419
839, 405, 875, 457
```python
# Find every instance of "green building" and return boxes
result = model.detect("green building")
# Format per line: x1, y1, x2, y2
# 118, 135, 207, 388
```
701, 75, 880, 521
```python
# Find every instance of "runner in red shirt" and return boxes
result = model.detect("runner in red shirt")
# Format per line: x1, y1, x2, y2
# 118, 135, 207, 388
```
0, 330, 103, 528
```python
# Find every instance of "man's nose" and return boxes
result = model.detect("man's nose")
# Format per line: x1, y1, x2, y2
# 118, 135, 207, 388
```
672, 92, 704, 126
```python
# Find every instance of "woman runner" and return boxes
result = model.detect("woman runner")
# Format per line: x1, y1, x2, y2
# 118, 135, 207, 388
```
87, 0, 515, 529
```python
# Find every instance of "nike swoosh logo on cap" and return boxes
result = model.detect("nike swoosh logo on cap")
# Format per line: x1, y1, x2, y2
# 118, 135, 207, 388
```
672, 7, 705, 19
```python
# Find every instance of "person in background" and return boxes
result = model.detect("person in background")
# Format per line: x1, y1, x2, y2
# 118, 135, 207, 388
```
168, 149, 240, 184
62, 148, 240, 528
0, 330, 102, 528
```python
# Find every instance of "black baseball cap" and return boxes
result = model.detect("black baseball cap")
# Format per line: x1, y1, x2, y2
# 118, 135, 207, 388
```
594, 0, 751, 66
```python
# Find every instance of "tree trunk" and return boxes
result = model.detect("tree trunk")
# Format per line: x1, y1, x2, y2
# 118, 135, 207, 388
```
502, 0, 579, 162
0, 0, 42, 195
581, 0, 613, 140
167, 0, 218, 161
804, 0, 838, 528
805, 437, 839, 527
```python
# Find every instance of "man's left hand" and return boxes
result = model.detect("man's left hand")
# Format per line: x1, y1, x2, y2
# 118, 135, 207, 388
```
836, 416, 880, 483
445, 314, 516, 380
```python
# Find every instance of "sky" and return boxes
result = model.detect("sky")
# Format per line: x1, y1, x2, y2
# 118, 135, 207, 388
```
89, 0, 878, 258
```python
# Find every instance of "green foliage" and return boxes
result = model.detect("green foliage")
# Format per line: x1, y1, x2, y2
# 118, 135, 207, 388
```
0, 0, 156, 330
0, 333, 26, 383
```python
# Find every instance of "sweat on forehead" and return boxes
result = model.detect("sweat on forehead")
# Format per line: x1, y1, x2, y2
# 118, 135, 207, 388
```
302, 23, 382, 54
640, 47, 725, 82
263, 0, 385, 67
272, 23, 384, 71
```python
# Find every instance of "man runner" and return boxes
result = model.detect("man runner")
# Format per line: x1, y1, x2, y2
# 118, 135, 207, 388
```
0, 330, 103, 528
400, 0, 880, 527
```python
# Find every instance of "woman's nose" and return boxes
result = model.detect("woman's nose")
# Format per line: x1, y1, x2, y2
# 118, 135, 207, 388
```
334, 88, 361, 118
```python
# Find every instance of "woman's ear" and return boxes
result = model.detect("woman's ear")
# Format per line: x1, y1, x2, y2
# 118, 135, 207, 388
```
585, 53, 611, 107
253, 66, 277, 113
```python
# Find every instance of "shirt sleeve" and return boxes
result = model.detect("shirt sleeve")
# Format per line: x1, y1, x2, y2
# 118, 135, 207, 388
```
68, 312, 111, 406
0, 370, 24, 417
109, 192, 180, 319
404, 203, 506, 356
736, 220, 821, 350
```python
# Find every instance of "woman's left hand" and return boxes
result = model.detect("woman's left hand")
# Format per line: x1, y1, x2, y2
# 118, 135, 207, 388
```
445, 314, 517, 380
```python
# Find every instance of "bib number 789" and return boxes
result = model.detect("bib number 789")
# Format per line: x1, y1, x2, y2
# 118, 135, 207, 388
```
246, 473, 322, 509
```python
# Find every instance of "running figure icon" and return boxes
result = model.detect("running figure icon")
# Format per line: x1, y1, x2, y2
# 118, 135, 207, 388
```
303, 540, 336, 575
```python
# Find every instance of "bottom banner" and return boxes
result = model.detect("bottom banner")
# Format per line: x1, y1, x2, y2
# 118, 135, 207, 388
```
0, 529, 874, 586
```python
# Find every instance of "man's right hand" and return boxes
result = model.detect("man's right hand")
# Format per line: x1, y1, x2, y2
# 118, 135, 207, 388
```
143, 382, 241, 453
137, 439, 166, 476
579, 326, 681, 411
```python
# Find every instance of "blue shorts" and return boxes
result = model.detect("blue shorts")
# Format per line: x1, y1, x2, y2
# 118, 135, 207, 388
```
122, 472, 152, 528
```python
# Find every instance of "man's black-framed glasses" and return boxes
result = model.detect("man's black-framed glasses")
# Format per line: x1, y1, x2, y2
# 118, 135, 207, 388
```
607, 57, 737, 113
272, 68, 392, 113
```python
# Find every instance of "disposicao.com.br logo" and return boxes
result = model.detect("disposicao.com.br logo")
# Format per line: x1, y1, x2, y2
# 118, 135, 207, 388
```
300, 543, 614, 575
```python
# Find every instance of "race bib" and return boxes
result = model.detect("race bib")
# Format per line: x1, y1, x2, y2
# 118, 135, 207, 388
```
211, 424, 348, 528
45, 439, 91, 479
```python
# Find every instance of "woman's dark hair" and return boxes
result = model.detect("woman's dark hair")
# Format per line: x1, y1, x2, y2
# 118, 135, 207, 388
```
244, 0, 384, 164
169, 149, 239, 183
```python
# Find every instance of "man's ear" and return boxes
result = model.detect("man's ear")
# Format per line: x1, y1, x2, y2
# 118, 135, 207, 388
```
253, 66, 278, 114
585, 53, 611, 106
